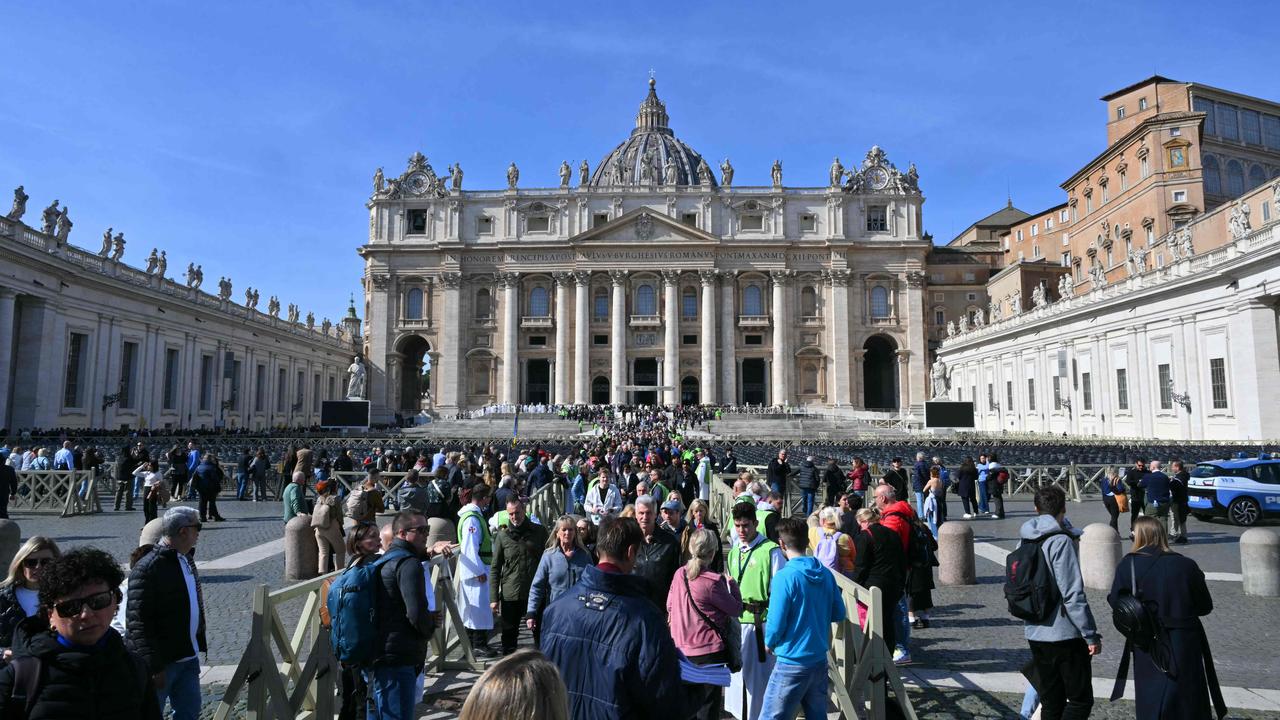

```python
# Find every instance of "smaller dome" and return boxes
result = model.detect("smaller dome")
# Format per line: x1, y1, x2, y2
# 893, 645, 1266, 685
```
588, 79, 715, 189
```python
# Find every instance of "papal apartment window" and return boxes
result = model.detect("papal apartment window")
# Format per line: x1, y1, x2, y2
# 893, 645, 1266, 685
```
1158, 363, 1173, 410
1046, 217, 1054, 230
1116, 106, 1126, 120
740, 213, 764, 232
1172, 190, 1187, 203
682, 287, 698, 319
743, 285, 764, 316
869, 286, 890, 319
476, 216, 494, 235
1210, 358, 1229, 409
1081, 372, 1093, 411
799, 214, 817, 232
866, 205, 888, 232
1101, 186, 1109, 204
592, 213, 610, 228
1085, 196, 1093, 214
529, 286, 550, 317
162, 348, 180, 411
1031, 225, 1038, 237
119, 341, 138, 410
526, 216, 550, 233
407, 209, 428, 234
1119, 170, 1127, 191
593, 288, 608, 320
63, 332, 88, 409
1060, 209, 1069, 223
1115, 368, 1129, 410
1146, 226, 1154, 244
680, 212, 698, 227
1052, 376, 1062, 410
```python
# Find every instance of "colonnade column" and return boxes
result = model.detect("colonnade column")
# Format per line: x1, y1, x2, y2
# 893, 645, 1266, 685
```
662, 271, 680, 406
0, 290, 15, 428
436, 272, 463, 411
553, 273, 571, 405
699, 271, 717, 405
500, 272, 520, 405
609, 270, 628, 404
573, 272, 591, 404
720, 275, 736, 404
827, 270, 852, 406
771, 270, 793, 407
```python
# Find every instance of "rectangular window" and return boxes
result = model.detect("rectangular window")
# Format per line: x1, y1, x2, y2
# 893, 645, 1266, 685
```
1027, 378, 1036, 411
1242, 109, 1262, 145
476, 216, 494, 235
119, 341, 138, 409
1081, 372, 1092, 411
740, 214, 764, 231
680, 212, 698, 227
1061, 252, 1071, 267
1016, 229, 1024, 241
162, 348, 180, 410
231, 359, 242, 411
1006, 380, 1014, 411
934, 309, 945, 325
528, 335, 547, 347
682, 292, 698, 319
1031, 225, 1038, 237
199, 355, 214, 411
1060, 209, 1069, 223
682, 334, 698, 345
799, 214, 817, 232
1158, 363, 1172, 410
1263, 114, 1280, 150
1085, 196, 1093, 213
963, 272, 976, 282
1046, 217, 1054, 230
987, 383, 994, 411
1116, 106, 1126, 120
1139, 97, 1148, 111
1194, 97, 1215, 135
255, 364, 266, 412
866, 206, 887, 232
1119, 170, 1127, 191
407, 209, 428, 234
1101, 186, 1109, 204
1140, 156, 1150, 178
1033, 245, 1042, 258
593, 334, 608, 346
744, 334, 763, 346
1210, 358, 1228, 409
1052, 376, 1062, 410
327, 375, 334, 402
1217, 104, 1239, 141
1116, 368, 1129, 410
276, 368, 287, 413
314, 374, 321, 413
63, 332, 88, 409
1172, 190, 1187, 203
967, 292, 977, 301
526, 216, 550, 233
593, 213, 610, 228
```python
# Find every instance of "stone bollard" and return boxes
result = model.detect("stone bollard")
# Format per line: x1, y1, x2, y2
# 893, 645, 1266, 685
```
0, 520, 20, 572
1241, 528, 1280, 597
1079, 523, 1122, 590
937, 521, 975, 586
139, 518, 165, 548
284, 514, 319, 582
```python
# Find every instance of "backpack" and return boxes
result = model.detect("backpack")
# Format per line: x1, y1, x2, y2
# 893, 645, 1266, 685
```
885, 511, 936, 569
346, 488, 370, 519
993, 467, 1010, 487
327, 549, 413, 666
1109, 555, 1163, 653
1003, 532, 1067, 622
815, 531, 843, 573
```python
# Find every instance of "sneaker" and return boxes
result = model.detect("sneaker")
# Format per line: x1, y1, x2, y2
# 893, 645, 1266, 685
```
963, 513, 974, 519
892, 649, 912, 665
911, 618, 924, 630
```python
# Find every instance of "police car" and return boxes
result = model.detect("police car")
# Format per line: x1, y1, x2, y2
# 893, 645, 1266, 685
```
1186, 454, 1280, 526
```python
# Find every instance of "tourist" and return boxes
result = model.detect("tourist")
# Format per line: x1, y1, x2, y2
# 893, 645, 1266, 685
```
822, 457, 846, 509
660, 497, 686, 535
248, 448, 270, 502
184, 440, 202, 500
167, 443, 190, 501
0, 536, 61, 657
759, 517, 847, 720
955, 456, 978, 518
726, 501, 786, 720
1169, 459, 1191, 544
127, 506, 207, 720
1123, 458, 1148, 536
922, 466, 943, 537
794, 455, 820, 517
281, 462, 308, 523
1100, 468, 1124, 532
851, 507, 904, 655
931, 456, 951, 524
312, 480, 346, 573
192, 452, 227, 523
721, 448, 739, 474
540, 516, 686, 719
114, 441, 145, 512
397, 468, 430, 515
584, 469, 622, 525
0, 547, 163, 719
458, 483, 496, 659
1107, 516, 1223, 719
575, 517, 597, 560
458, 648, 570, 720
809, 506, 855, 577
134, 459, 164, 524
111, 544, 155, 636
489, 498, 549, 655
765, 449, 790, 497
632, 494, 681, 614
1139, 460, 1172, 536
846, 457, 869, 510
679, 498, 723, 571
1019, 485, 1101, 720
911, 452, 930, 518
667, 528, 742, 720
755, 491, 783, 543
526, 516, 592, 636
975, 453, 991, 515
694, 449, 713, 502
235, 447, 252, 500
880, 457, 909, 502
987, 453, 1008, 519
334, 522, 380, 720
874, 483, 916, 664
647, 468, 670, 505
0, 453, 15, 519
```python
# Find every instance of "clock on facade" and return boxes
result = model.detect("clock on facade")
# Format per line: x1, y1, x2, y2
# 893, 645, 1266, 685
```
866, 166, 890, 191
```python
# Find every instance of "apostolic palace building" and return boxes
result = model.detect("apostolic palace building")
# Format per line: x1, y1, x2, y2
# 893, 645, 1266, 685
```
359, 79, 981, 423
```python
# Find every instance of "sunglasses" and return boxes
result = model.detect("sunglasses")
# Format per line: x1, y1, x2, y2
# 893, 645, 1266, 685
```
53, 589, 117, 618
22, 557, 53, 570
401, 525, 429, 535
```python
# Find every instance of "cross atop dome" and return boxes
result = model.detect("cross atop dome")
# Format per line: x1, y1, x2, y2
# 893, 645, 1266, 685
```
635, 74, 669, 133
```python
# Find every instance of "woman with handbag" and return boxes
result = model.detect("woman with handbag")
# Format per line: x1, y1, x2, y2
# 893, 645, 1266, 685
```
666, 528, 743, 720
1102, 468, 1126, 532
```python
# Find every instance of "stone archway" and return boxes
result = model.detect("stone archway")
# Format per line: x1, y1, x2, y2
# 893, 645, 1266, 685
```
863, 335, 899, 410
394, 335, 432, 412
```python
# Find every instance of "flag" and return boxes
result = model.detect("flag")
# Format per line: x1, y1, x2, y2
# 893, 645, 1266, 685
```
511, 407, 520, 447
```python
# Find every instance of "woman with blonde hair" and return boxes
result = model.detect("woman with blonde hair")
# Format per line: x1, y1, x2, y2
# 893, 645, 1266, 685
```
679, 498, 723, 571
666, 528, 742, 720
459, 648, 569, 720
1107, 516, 1222, 719
0, 536, 61, 655
809, 505, 856, 577
526, 516, 591, 636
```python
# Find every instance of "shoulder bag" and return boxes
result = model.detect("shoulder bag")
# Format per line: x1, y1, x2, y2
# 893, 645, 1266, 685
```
683, 572, 742, 672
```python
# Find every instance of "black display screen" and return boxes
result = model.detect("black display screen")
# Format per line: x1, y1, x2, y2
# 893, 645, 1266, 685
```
321, 400, 370, 428
924, 401, 975, 428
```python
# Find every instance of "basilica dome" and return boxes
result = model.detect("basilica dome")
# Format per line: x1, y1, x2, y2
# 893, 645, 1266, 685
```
588, 79, 716, 189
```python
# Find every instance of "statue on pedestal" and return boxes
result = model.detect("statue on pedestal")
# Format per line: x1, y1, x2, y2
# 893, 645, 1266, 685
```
217, 277, 232, 301
372, 167, 384, 196
268, 296, 280, 317
506, 162, 519, 190
346, 355, 367, 399
192, 265, 203, 289
53, 207, 72, 243
321, 318, 332, 335
145, 249, 159, 274
40, 200, 59, 234
110, 233, 125, 262
186, 263, 198, 288
99, 228, 113, 256
287, 304, 299, 323
579, 160, 589, 187
719, 158, 734, 188
306, 311, 315, 330
559, 160, 571, 188
663, 156, 678, 186
1058, 274, 1073, 299
770, 160, 783, 188
974, 309, 986, 327
1032, 281, 1047, 308
244, 287, 257, 309
156, 251, 167, 278
829, 157, 844, 188
6, 186, 28, 221
1228, 200, 1252, 240
931, 359, 951, 399
697, 159, 713, 186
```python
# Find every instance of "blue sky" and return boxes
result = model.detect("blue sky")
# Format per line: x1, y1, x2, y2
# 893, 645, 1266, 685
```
2, 1, 1273, 323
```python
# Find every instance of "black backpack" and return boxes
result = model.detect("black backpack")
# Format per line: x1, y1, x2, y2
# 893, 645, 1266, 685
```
885, 511, 937, 569
1003, 531, 1067, 622
1109, 555, 1162, 652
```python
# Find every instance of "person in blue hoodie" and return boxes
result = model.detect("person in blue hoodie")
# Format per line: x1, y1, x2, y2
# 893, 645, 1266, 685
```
759, 517, 847, 720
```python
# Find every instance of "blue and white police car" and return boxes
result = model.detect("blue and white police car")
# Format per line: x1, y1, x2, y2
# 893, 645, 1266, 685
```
1186, 454, 1280, 526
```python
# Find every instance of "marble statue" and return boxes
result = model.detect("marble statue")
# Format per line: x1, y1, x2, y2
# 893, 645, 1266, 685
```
612, 154, 626, 185
719, 158, 734, 188
639, 150, 655, 184
506, 162, 519, 190
974, 309, 986, 327
1228, 200, 1252, 240
192, 265, 203, 289
946, 319, 956, 337
268, 296, 280, 317
186, 263, 198, 288
1058, 274, 1073, 299
6, 186, 28, 221
346, 355, 367, 399
53, 207, 72, 243
373, 167, 384, 195
99, 228, 113, 256
40, 200, 59, 234
770, 160, 783, 188
156, 251, 167, 278
989, 299, 1001, 322
904, 163, 920, 192
145, 249, 159, 274
697, 159, 713, 186
321, 318, 332, 335
579, 160, 589, 186
663, 156, 678, 185
1010, 290, 1022, 313
244, 287, 256, 308
1177, 227, 1194, 258
1089, 264, 1106, 289
559, 161, 571, 188
287, 304, 299, 323
450, 163, 463, 191
218, 277, 232, 301
306, 312, 315, 330
931, 359, 951, 399
829, 157, 844, 188
1032, 281, 1047, 308
1273, 179, 1280, 214
958, 315, 970, 332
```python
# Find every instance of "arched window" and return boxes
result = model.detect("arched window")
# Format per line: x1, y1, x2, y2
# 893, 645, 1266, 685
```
801, 286, 818, 317
475, 289, 491, 319
529, 286, 550, 317
870, 286, 890, 319
405, 288, 423, 319
1226, 160, 1246, 197
636, 284, 657, 316
1203, 155, 1221, 196
593, 288, 608, 320
743, 285, 763, 315
1249, 164, 1267, 191
681, 287, 698, 319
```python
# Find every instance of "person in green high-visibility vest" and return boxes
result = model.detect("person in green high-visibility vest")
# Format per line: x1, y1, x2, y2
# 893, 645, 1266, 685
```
726, 501, 786, 720
457, 483, 496, 658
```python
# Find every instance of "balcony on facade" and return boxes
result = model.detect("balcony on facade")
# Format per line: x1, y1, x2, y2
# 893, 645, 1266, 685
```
521, 316, 553, 329
397, 317, 432, 330
737, 315, 770, 328
629, 314, 661, 327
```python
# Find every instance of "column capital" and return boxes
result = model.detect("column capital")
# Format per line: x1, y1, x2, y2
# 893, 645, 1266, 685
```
553, 272, 574, 287
660, 269, 682, 286
698, 269, 720, 286
895, 349, 912, 364
905, 271, 926, 288
608, 269, 629, 286
438, 272, 462, 289
771, 269, 796, 286
572, 270, 593, 286
496, 272, 520, 288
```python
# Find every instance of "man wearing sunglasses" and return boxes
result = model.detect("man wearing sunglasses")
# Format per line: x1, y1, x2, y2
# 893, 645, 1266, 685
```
125, 506, 206, 720
0, 547, 162, 718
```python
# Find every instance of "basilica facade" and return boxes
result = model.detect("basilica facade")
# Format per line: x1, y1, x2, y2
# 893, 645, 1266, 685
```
360, 80, 941, 422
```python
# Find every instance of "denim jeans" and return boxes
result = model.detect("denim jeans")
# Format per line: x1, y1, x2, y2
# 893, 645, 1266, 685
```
157, 657, 201, 720
800, 489, 816, 517
365, 664, 417, 720
914, 491, 925, 518
758, 660, 828, 720
893, 593, 910, 654
1020, 683, 1040, 719
236, 471, 248, 499
977, 479, 989, 513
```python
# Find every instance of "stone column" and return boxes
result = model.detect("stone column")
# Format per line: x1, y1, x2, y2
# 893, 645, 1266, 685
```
720, 274, 737, 404
609, 270, 628, 404
500, 272, 520, 405
436, 273, 463, 411
662, 271, 680, 405
573, 272, 591, 404
699, 270, 717, 405
896, 349, 912, 411
771, 270, 793, 406
850, 349, 866, 408
0, 290, 15, 429
827, 270, 852, 406
904, 271, 927, 408
554, 273, 572, 405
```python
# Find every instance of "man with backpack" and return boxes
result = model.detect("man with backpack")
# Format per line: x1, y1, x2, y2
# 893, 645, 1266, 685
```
987, 453, 1009, 519
875, 483, 927, 665
1009, 485, 1101, 720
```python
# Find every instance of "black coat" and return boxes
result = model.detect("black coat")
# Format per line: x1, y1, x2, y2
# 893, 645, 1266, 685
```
1108, 548, 1215, 720
632, 527, 681, 613
125, 545, 208, 673
852, 523, 904, 601
0, 464, 17, 499
192, 461, 223, 496
954, 466, 978, 498
766, 459, 792, 490
0, 583, 33, 650
0, 621, 161, 720
794, 460, 819, 491
373, 539, 436, 667
881, 468, 909, 501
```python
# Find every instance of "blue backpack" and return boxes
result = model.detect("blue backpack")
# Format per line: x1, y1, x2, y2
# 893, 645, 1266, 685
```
327, 549, 413, 665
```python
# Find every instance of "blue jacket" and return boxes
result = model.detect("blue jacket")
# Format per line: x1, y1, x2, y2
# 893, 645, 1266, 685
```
1140, 471, 1172, 505
540, 566, 686, 720
912, 460, 930, 492
569, 474, 586, 509
763, 556, 847, 665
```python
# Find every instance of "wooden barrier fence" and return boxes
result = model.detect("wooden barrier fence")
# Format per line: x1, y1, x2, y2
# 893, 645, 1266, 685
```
12, 469, 103, 516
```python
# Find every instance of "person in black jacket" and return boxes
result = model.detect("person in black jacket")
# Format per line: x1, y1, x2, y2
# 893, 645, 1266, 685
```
113, 442, 146, 512
766, 449, 792, 497
822, 458, 846, 510
1123, 459, 1147, 537
720, 448, 738, 475
126, 506, 207, 720
881, 458, 910, 502
192, 453, 226, 522
794, 456, 820, 517
370, 510, 441, 719
0, 455, 17, 519
0, 547, 162, 720
851, 507, 905, 657
1169, 460, 1191, 545
631, 495, 681, 614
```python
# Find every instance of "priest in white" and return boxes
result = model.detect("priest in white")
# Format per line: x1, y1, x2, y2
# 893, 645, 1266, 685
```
456, 483, 496, 658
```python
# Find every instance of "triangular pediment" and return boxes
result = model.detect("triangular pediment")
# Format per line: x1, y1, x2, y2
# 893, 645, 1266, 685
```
570, 207, 719, 246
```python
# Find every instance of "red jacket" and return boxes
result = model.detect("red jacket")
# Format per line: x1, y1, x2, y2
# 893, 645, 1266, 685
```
880, 500, 916, 552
